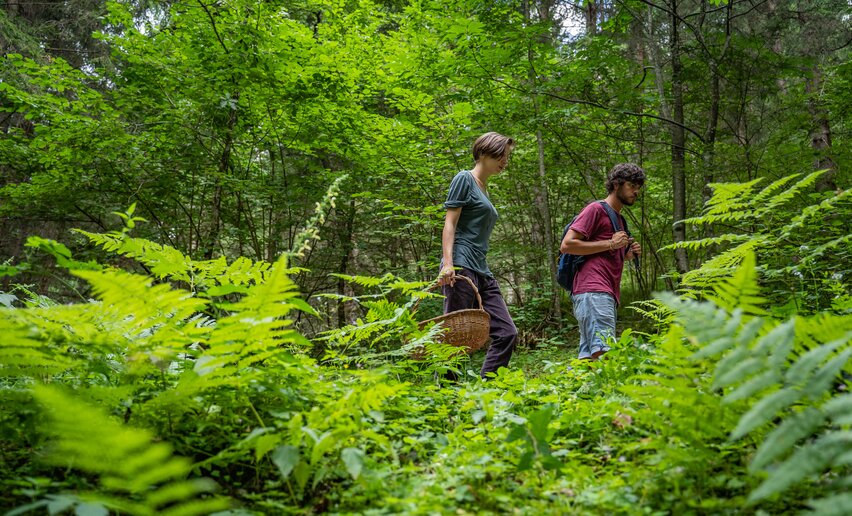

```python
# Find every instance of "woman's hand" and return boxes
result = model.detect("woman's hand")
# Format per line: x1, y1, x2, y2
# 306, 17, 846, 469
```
437, 265, 456, 287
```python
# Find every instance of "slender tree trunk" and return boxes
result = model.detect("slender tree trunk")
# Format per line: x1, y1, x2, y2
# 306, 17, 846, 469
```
804, 66, 838, 192
337, 199, 356, 328
699, 0, 732, 259
535, 127, 560, 321
585, 0, 598, 35
669, 0, 689, 274
524, 0, 559, 320
203, 94, 239, 259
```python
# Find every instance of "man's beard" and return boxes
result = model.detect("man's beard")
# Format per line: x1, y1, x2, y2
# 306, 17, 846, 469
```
617, 191, 635, 206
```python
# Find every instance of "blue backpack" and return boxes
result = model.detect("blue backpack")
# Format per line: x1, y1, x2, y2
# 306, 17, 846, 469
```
556, 201, 628, 293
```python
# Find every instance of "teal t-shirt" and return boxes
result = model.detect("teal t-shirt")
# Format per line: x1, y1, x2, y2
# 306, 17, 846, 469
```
444, 170, 499, 278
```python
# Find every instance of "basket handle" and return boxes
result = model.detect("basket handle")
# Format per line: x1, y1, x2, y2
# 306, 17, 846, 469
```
411, 274, 484, 314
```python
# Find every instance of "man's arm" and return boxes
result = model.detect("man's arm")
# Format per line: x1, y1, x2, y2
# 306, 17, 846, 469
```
561, 229, 630, 255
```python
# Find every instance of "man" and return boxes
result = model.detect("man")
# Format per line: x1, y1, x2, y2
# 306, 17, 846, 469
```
559, 163, 645, 360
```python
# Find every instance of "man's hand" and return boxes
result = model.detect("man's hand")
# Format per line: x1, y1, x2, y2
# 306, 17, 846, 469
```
610, 231, 631, 250
437, 265, 456, 287
625, 239, 642, 261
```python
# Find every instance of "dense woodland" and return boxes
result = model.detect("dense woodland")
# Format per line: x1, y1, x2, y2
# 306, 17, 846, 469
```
1, 0, 850, 514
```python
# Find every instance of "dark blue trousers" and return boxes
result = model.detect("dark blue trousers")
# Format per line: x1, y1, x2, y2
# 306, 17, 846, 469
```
442, 268, 517, 378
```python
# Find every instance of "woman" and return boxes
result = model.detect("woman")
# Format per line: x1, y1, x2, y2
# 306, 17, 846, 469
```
437, 132, 518, 379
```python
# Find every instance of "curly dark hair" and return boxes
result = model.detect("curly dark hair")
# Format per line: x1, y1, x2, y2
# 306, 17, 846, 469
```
605, 163, 646, 193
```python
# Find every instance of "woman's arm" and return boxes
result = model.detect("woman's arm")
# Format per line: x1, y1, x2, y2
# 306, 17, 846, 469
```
438, 207, 462, 286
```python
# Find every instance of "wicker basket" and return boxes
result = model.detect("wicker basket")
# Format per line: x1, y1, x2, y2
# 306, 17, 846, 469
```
412, 275, 491, 358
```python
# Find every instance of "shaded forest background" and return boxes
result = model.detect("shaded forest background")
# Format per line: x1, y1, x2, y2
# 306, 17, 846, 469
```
1, 0, 850, 331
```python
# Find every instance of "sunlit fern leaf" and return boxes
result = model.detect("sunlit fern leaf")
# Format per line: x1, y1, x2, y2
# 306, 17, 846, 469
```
32, 385, 230, 515
201, 255, 310, 378
780, 188, 851, 239
663, 234, 751, 251
679, 210, 754, 226
73, 269, 208, 339
0, 314, 76, 377
75, 231, 193, 282
329, 273, 397, 288
703, 178, 763, 216
755, 169, 828, 216
74, 231, 276, 291
750, 173, 803, 205
682, 240, 770, 309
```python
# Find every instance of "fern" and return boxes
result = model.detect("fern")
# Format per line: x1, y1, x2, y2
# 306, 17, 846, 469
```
755, 170, 828, 216
658, 253, 852, 510
668, 170, 849, 314
679, 237, 769, 293
72, 231, 282, 293
192, 254, 315, 387
0, 315, 75, 377
18, 385, 229, 515
704, 250, 768, 316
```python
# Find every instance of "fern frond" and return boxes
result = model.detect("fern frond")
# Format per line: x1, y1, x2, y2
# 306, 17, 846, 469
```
33, 385, 229, 515
780, 187, 851, 239
200, 254, 310, 381
660, 257, 852, 508
663, 234, 751, 251
0, 313, 76, 377
705, 250, 768, 315
680, 238, 769, 295
74, 231, 276, 292
797, 233, 852, 267
755, 169, 828, 216
703, 178, 763, 216
73, 269, 208, 336
750, 173, 803, 205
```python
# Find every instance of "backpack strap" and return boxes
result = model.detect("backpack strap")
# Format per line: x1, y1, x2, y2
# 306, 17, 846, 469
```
598, 201, 639, 269
597, 200, 627, 235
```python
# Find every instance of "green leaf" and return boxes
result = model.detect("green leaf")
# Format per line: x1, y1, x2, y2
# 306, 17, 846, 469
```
272, 445, 300, 479
731, 388, 801, 440
205, 284, 249, 297
341, 447, 365, 480
805, 492, 852, 516
749, 407, 825, 471
75, 502, 109, 516
748, 434, 844, 502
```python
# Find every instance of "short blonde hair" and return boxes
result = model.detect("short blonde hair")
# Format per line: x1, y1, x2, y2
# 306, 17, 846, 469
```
472, 132, 515, 162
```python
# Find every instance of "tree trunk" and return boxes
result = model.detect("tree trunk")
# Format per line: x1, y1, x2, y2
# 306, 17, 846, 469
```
804, 66, 838, 192
203, 93, 239, 259
337, 199, 356, 328
669, 0, 689, 274
535, 128, 560, 321
585, 1, 598, 35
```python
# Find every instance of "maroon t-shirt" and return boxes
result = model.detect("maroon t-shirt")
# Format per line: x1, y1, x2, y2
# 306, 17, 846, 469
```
570, 202, 627, 305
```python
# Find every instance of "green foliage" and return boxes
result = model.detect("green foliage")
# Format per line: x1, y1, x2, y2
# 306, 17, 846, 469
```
15, 386, 229, 515
657, 251, 852, 510
3, 232, 849, 513
665, 171, 851, 314
318, 273, 467, 375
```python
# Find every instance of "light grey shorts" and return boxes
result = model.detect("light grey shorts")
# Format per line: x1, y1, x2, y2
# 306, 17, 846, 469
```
572, 292, 616, 359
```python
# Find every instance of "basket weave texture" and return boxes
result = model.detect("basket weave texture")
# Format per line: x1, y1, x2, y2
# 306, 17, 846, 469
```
414, 275, 491, 355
